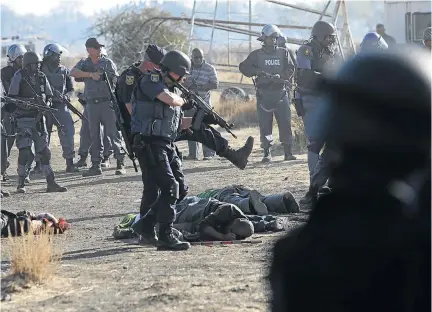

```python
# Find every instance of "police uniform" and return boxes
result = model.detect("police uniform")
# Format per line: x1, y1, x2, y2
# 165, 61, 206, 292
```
8, 60, 66, 192
296, 39, 335, 177
73, 55, 125, 174
1, 63, 27, 170
41, 63, 76, 166
239, 46, 295, 160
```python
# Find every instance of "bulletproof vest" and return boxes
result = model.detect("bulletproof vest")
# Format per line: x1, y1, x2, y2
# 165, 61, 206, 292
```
80, 57, 113, 101
1, 65, 19, 89
41, 64, 66, 97
15, 70, 47, 118
254, 47, 287, 90
131, 72, 182, 141
306, 40, 333, 73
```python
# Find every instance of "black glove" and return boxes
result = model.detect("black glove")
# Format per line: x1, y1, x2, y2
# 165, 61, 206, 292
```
182, 99, 196, 111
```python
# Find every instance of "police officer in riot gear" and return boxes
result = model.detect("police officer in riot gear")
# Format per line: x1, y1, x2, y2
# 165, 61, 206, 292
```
359, 32, 388, 53
130, 50, 193, 251
295, 20, 337, 190
239, 24, 296, 162
6, 51, 67, 193
41, 43, 78, 172
1, 44, 29, 179
423, 27, 431, 50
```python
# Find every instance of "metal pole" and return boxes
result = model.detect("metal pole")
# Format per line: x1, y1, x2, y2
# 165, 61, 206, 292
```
187, 0, 197, 56
208, 0, 219, 62
227, 0, 231, 65
249, 0, 252, 53
319, 1, 331, 21
266, 0, 332, 17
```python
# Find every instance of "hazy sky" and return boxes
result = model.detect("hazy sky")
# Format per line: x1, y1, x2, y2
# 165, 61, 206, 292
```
0, 0, 194, 16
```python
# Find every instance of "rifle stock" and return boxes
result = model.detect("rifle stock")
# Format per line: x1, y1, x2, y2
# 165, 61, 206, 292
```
101, 71, 138, 172
53, 90, 87, 121
172, 80, 237, 139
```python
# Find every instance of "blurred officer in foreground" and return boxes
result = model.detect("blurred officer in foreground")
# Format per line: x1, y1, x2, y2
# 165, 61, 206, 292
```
239, 24, 296, 162
41, 43, 78, 172
423, 27, 431, 50
300, 30, 390, 205
295, 21, 337, 187
7, 52, 68, 193
270, 49, 431, 312
130, 50, 193, 251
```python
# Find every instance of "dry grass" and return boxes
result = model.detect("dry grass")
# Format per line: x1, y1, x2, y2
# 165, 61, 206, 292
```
3, 225, 63, 289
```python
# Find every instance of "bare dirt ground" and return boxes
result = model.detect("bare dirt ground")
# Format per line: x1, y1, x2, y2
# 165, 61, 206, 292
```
1, 126, 310, 312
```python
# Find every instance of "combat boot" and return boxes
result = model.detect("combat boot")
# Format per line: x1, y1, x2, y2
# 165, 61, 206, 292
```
115, 159, 126, 175
74, 155, 88, 168
299, 185, 319, 207
262, 148, 272, 163
157, 225, 191, 251
46, 173, 67, 193
101, 156, 110, 168
132, 216, 158, 246
17, 178, 26, 194
283, 144, 297, 161
219, 136, 254, 170
66, 159, 79, 173
31, 161, 42, 174
82, 163, 102, 177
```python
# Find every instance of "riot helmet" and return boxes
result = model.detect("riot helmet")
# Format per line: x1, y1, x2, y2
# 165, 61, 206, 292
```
258, 24, 282, 49
311, 20, 336, 47
43, 43, 64, 67
359, 32, 388, 53
22, 51, 42, 72
319, 50, 431, 178
160, 50, 191, 77
7, 44, 27, 68
7, 44, 27, 62
423, 27, 431, 49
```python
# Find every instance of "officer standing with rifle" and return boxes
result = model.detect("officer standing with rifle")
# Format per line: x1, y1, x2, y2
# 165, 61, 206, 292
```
6, 51, 67, 193
239, 24, 296, 163
294, 20, 337, 205
130, 50, 195, 251
1, 44, 29, 180
41, 43, 79, 173
71, 38, 126, 176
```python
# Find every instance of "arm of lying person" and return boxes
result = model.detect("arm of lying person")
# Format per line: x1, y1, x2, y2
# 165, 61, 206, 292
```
198, 202, 246, 240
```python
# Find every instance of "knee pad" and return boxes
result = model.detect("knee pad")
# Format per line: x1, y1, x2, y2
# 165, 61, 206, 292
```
18, 147, 32, 165
38, 147, 51, 165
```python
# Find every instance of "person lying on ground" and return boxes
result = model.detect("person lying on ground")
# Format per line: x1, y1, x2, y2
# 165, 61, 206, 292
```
1, 210, 71, 237
114, 196, 285, 241
197, 185, 300, 215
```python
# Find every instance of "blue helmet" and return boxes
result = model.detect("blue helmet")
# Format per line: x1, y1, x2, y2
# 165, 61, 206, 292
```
43, 43, 65, 59
360, 32, 388, 53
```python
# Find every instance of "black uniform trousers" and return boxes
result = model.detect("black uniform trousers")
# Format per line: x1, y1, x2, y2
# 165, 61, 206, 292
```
137, 138, 187, 225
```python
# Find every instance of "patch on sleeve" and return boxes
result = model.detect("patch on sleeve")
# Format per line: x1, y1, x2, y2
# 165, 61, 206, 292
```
304, 48, 311, 56
125, 75, 134, 86
150, 73, 160, 82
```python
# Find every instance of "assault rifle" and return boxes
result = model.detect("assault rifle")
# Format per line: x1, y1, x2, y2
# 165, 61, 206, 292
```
101, 71, 138, 172
170, 78, 237, 139
52, 89, 87, 121
1, 96, 58, 114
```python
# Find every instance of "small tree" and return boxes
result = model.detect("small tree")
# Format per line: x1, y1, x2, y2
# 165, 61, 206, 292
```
92, 5, 189, 70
